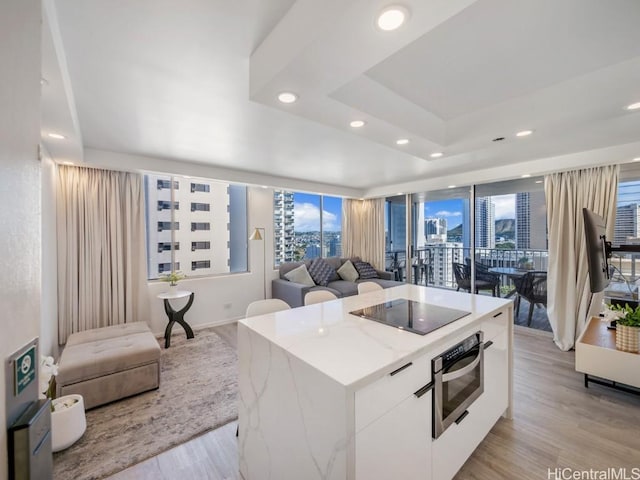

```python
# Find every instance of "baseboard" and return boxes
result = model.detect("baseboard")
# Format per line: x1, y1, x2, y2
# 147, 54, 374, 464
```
153, 316, 240, 339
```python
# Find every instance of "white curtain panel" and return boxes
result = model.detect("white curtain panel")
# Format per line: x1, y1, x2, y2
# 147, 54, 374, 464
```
342, 198, 385, 270
545, 165, 618, 351
57, 165, 149, 344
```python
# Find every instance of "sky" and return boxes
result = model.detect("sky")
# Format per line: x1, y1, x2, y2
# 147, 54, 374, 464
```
293, 193, 342, 232
424, 195, 516, 229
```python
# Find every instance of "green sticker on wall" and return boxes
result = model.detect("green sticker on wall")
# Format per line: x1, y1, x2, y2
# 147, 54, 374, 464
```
14, 345, 36, 396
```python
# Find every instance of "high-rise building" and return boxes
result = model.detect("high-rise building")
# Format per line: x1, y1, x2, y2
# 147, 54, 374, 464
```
425, 242, 464, 288
145, 174, 231, 279
614, 203, 640, 245
425, 217, 447, 243
387, 201, 406, 252
516, 191, 547, 250
274, 191, 296, 264
475, 197, 495, 248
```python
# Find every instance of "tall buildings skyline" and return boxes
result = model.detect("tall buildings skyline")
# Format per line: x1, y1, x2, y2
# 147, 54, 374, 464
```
475, 197, 496, 249
614, 203, 640, 245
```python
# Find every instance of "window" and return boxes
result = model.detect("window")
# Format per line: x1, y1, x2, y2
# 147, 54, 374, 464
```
611, 175, 640, 280
158, 242, 179, 253
158, 201, 179, 211
144, 174, 248, 280
191, 183, 210, 193
191, 222, 210, 231
157, 221, 179, 232
191, 241, 210, 251
191, 260, 211, 270
158, 262, 180, 273
191, 202, 210, 212
157, 180, 179, 190
273, 191, 342, 266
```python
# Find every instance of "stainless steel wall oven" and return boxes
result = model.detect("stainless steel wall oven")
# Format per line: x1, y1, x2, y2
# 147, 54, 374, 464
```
432, 331, 486, 439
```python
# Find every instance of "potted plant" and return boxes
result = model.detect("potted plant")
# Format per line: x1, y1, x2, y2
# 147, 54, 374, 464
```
39, 356, 87, 452
160, 270, 186, 288
609, 304, 640, 352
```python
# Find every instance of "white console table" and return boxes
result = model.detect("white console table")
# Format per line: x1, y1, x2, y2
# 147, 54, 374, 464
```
575, 317, 640, 394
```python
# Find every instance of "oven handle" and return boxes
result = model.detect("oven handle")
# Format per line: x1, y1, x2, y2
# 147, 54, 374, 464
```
441, 349, 482, 383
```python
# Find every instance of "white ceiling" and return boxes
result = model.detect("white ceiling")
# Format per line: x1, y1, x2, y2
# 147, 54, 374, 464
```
41, 0, 640, 196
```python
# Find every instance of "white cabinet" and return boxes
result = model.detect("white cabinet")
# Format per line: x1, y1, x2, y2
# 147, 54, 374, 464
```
354, 352, 432, 480
432, 329, 509, 480
356, 391, 432, 480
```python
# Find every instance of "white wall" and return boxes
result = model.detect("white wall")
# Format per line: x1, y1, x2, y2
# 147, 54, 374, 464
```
0, 0, 41, 478
146, 186, 278, 336
41, 150, 59, 357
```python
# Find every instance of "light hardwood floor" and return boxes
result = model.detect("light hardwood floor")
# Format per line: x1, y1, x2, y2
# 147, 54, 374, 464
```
108, 324, 640, 480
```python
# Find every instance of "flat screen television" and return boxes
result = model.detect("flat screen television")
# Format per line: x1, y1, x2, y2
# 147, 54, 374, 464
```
582, 208, 610, 293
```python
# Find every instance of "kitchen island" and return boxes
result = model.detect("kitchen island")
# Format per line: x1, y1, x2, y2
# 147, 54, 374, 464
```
238, 285, 513, 480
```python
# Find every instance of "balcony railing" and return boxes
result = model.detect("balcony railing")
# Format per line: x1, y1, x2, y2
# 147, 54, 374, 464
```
386, 246, 549, 293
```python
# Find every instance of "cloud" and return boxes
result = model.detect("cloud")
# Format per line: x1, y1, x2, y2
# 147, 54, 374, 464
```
435, 210, 462, 217
293, 203, 341, 231
491, 195, 515, 219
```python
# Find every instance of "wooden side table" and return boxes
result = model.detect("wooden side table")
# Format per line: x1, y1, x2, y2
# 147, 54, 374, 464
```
575, 316, 640, 395
157, 290, 195, 348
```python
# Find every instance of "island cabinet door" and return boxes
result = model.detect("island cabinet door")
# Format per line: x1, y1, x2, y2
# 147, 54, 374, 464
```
432, 329, 509, 480
355, 391, 432, 480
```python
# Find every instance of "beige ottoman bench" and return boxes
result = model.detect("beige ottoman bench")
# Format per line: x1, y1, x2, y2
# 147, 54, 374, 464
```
56, 322, 161, 409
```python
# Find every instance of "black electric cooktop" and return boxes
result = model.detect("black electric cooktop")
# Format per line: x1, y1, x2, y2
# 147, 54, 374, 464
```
349, 299, 471, 335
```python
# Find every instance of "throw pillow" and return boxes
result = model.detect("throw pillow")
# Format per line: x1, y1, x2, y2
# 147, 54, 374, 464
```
353, 261, 379, 280
337, 260, 359, 282
284, 264, 316, 287
308, 258, 337, 287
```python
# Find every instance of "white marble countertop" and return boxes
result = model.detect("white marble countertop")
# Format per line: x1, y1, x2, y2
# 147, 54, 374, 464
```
240, 285, 510, 388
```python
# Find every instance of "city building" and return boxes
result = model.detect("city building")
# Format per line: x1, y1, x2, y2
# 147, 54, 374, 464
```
145, 174, 232, 279
614, 203, 640, 245
425, 217, 447, 243
274, 191, 296, 265
425, 241, 464, 288
475, 197, 495, 249
516, 192, 547, 250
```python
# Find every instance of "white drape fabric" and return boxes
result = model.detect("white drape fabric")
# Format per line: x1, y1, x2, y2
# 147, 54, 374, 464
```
545, 165, 618, 351
57, 165, 149, 344
342, 198, 385, 270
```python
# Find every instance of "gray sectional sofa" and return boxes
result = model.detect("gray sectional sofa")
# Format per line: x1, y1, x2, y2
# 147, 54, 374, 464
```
272, 256, 404, 308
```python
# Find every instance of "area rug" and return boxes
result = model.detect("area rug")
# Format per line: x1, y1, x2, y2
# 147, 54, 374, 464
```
53, 327, 238, 480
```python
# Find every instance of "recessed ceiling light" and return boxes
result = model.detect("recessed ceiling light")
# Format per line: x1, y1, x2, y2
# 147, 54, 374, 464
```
430, 152, 443, 158
516, 130, 533, 137
397, 192, 404, 195
632, 158, 640, 162
261, 185, 268, 189
521, 174, 531, 178
535, 180, 543, 184
48, 133, 66, 139
376, 5, 409, 31
350, 120, 366, 128
40, 77, 48, 86
61, 161, 74, 165
448, 185, 456, 189
277, 92, 298, 104
396, 138, 410, 145
626, 102, 640, 110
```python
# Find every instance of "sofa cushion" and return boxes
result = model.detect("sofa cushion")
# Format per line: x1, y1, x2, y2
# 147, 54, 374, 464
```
323, 257, 342, 282
279, 261, 306, 279
307, 257, 336, 286
337, 260, 359, 282
284, 263, 315, 286
326, 280, 359, 297
353, 261, 379, 279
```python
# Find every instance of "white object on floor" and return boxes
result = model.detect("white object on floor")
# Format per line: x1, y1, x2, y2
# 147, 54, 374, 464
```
51, 394, 86, 452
